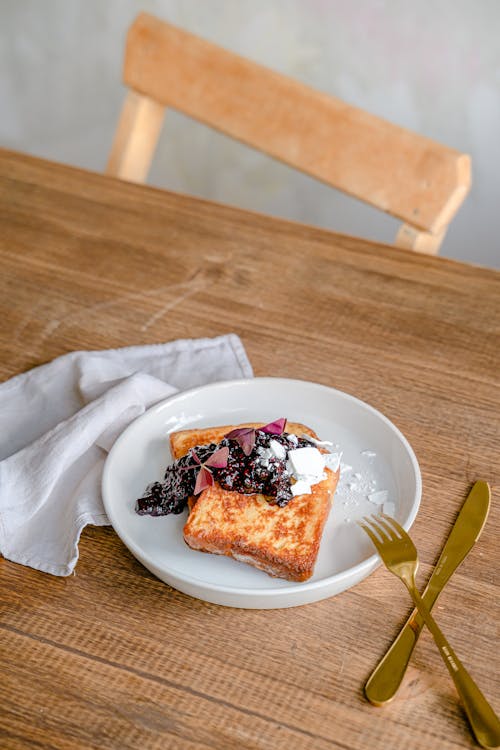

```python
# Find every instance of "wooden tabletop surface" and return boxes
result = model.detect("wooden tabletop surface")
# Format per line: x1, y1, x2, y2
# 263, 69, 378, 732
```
0, 149, 498, 750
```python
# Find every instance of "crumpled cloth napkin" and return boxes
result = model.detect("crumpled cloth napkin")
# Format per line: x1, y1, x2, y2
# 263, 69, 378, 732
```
0, 335, 252, 576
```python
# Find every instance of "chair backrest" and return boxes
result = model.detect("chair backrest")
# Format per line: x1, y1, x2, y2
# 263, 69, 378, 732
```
107, 12, 471, 253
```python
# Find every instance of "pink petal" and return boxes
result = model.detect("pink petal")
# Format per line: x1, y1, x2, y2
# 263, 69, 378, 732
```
225, 427, 254, 440
191, 450, 201, 465
259, 418, 287, 435
205, 446, 229, 468
225, 426, 256, 456
194, 466, 214, 494
238, 432, 255, 455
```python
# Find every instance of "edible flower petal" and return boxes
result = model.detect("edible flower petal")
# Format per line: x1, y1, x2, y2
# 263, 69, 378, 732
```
183, 446, 230, 494
194, 466, 214, 494
259, 418, 287, 435
225, 426, 256, 455
204, 446, 230, 468
225, 419, 287, 455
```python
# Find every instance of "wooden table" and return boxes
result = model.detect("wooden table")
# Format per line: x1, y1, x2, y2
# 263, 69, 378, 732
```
0, 149, 498, 750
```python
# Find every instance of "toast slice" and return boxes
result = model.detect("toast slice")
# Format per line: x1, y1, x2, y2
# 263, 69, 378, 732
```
170, 422, 339, 582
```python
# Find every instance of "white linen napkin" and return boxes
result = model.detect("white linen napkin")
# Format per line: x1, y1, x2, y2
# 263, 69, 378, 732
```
0, 335, 252, 576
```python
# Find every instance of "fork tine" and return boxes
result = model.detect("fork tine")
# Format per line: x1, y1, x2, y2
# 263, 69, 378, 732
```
380, 513, 417, 555
380, 513, 406, 537
362, 515, 391, 544
358, 520, 384, 555
370, 514, 400, 541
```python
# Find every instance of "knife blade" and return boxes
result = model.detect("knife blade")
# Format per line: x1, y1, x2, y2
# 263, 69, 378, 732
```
365, 480, 491, 706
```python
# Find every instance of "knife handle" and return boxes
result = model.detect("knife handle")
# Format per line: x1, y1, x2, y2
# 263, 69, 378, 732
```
364, 587, 437, 705
409, 587, 500, 750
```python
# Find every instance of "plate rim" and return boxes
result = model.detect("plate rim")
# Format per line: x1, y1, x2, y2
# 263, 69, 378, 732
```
102, 376, 422, 597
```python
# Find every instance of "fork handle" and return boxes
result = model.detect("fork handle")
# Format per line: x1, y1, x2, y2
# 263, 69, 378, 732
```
364, 588, 435, 705
408, 586, 500, 749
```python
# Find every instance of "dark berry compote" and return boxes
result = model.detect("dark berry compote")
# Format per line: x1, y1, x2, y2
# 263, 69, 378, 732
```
136, 431, 310, 516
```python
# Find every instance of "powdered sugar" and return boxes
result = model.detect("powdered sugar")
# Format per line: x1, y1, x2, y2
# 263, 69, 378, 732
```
333, 446, 396, 523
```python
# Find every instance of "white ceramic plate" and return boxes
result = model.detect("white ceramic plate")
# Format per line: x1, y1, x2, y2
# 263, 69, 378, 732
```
102, 378, 421, 609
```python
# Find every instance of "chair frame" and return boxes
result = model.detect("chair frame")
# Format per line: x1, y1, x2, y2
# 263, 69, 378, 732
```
107, 13, 471, 254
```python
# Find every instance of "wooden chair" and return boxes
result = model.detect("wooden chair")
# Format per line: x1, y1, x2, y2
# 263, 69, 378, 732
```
107, 13, 471, 254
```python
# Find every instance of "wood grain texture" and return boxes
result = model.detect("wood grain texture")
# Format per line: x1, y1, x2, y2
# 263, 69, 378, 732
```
117, 12, 471, 245
0, 149, 498, 750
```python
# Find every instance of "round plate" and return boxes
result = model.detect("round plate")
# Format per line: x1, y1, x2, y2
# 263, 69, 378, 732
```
102, 378, 421, 608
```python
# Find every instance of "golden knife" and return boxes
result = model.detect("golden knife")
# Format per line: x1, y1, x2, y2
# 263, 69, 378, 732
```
365, 480, 491, 706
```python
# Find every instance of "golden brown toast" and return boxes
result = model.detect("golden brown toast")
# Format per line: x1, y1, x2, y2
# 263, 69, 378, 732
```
170, 422, 338, 582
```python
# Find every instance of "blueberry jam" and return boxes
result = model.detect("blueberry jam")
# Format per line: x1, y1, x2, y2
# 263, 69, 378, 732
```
136, 443, 218, 516
136, 431, 311, 516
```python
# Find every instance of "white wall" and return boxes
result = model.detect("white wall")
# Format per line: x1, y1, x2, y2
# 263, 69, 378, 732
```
1, 0, 499, 268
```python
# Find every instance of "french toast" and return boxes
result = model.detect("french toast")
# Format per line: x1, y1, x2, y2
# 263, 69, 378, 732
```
170, 422, 339, 582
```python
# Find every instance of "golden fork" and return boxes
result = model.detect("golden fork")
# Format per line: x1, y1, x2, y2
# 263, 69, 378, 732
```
359, 514, 500, 750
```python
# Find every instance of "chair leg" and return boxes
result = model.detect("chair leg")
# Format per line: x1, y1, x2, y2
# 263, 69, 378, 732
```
106, 90, 165, 183
395, 223, 447, 255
